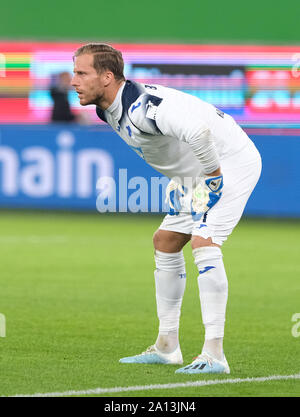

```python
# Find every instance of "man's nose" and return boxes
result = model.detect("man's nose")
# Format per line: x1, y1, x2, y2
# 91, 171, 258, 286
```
70, 75, 77, 87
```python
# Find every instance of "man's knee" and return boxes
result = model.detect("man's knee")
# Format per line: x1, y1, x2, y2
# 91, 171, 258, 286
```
153, 229, 190, 253
191, 235, 221, 250
153, 229, 163, 249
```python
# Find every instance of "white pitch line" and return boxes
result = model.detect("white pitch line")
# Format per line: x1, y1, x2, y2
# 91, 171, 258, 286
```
7, 373, 300, 397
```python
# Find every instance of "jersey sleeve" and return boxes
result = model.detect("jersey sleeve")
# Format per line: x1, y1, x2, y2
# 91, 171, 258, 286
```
154, 92, 220, 175
129, 91, 220, 175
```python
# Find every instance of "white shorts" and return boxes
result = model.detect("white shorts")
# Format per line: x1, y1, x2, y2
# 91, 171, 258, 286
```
159, 140, 262, 246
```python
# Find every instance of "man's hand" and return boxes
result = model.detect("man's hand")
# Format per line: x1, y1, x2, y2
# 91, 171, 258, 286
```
191, 174, 223, 216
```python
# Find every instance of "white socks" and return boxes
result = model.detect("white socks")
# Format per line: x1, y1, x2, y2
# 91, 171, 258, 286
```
193, 246, 228, 360
154, 250, 186, 353
153, 246, 228, 360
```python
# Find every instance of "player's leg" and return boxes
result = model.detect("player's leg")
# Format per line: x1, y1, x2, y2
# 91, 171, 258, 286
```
153, 229, 190, 358
176, 235, 231, 374
176, 143, 261, 374
192, 236, 227, 362
119, 224, 191, 365
176, 235, 230, 374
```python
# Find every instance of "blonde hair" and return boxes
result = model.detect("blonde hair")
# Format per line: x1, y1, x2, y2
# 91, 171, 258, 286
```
74, 43, 125, 81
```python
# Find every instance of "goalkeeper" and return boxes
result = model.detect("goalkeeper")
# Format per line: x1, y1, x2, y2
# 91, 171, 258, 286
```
72, 43, 262, 374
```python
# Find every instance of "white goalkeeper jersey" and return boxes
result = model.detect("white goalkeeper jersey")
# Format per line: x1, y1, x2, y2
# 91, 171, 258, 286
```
96, 80, 251, 182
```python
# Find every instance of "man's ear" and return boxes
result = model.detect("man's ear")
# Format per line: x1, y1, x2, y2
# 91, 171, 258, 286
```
103, 71, 114, 87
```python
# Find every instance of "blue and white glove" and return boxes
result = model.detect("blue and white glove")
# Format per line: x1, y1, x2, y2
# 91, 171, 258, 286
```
165, 180, 186, 215
191, 175, 223, 219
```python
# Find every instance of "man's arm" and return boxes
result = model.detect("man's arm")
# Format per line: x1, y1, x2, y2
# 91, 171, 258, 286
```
129, 92, 220, 176
129, 92, 223, 216
207, 167, 221, 177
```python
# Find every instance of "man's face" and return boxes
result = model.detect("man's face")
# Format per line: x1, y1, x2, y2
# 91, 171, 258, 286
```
71, 54, 107, 106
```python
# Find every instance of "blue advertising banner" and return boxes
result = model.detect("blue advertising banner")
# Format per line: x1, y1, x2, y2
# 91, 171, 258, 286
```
247, 134, 300, 217
0, 124, 167, 212
0, 124, 299, 217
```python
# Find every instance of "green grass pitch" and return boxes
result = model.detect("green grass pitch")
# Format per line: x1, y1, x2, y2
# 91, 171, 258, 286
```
0, 210, 300, 397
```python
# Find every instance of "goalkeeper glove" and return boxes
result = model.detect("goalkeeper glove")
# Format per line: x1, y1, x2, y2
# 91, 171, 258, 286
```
191, 175, 223, 218
165, 179, 186, 215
